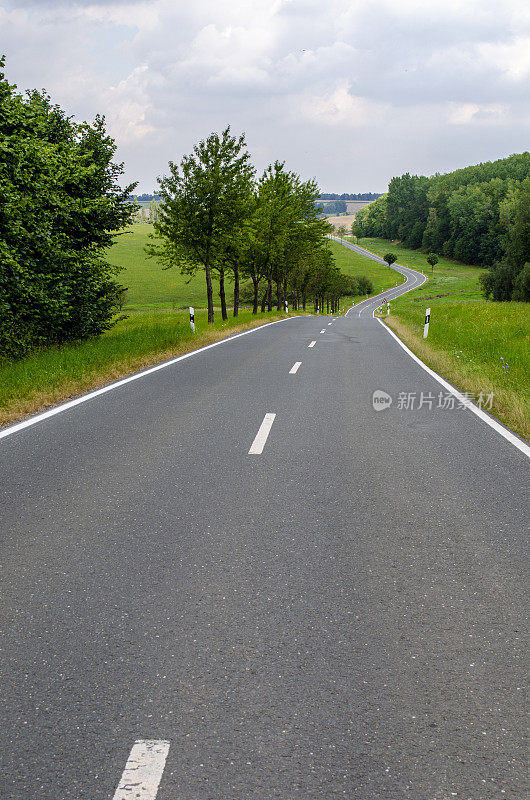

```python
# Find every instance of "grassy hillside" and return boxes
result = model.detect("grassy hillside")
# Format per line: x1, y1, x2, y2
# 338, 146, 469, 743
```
106, 223, 207, 308
359, 238, 529, 439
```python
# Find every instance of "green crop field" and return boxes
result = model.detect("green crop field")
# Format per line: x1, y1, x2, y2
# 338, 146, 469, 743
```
360, 237, 529, 438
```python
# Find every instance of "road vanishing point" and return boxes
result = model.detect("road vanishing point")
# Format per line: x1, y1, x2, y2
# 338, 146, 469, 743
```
1, 246, 528, 799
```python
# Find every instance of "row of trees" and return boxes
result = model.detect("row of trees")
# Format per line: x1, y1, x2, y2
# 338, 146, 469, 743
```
352, 153, 530, 301
150, 128, 361, 323
0, 58, 136, 358
317, 192, 381, 201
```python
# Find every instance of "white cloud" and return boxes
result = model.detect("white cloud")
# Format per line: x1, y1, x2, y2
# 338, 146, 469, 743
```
1, 0, 529, 192
447, 102, 508, 125
299, 81, 388, 127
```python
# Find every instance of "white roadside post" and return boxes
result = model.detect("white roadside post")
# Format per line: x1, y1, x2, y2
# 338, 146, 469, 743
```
423, 307, 430, 338
284, 300, 288, 313
189, 306, 195, 333
387, 302, 390, 315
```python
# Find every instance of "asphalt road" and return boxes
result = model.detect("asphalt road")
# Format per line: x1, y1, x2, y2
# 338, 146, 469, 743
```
1, 266, 528, 798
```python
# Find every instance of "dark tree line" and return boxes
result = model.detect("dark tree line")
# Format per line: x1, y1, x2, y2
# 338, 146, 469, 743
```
352, 153, 530, 301
150, 128, 365, 322
317, 193, 382, 201
0, 58, 136, 358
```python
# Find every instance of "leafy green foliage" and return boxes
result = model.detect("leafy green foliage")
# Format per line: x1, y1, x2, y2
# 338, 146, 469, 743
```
384, 253, 397, 267
352, 153, 530, 300
427, 253, 439, 271
150, 126, 255, 323
0, 57, 136, 358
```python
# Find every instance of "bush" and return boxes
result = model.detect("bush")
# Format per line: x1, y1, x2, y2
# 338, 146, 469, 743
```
512, 263, 530, 301
0, 58, 135, 358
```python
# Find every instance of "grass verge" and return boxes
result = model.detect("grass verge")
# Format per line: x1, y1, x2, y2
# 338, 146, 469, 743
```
362, 238, 529, 440
0, 310, 291, 427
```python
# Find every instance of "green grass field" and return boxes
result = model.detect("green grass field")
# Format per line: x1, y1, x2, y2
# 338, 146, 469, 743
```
361, 237, 529, 438
106, 224, 208, 308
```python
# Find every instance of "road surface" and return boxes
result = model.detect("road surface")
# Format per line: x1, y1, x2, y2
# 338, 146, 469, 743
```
1, 264, 528, 798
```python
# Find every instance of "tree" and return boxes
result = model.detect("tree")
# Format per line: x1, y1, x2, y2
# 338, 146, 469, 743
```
0, 57, 136, 359
427, 253, 439, 272
336, 225, 347, 241
384, 253, 397, 268
151, 127, 254, 323
512, 263, 530, 301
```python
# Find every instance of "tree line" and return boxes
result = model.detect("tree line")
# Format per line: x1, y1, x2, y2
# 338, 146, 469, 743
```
352, 153, 530, 301
317, 193, 381, 201
149, 128, 364, 323
0, 58, 135, 359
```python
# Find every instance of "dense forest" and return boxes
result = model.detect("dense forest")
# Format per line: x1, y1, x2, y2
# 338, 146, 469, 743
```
352, 153, 530, 301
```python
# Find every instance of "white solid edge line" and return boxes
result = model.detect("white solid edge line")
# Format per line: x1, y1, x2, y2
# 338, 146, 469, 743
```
0, 317, 304, 442
113, 739, 170, 800
289, 361, 301, 374
308, 341, 316, 348
249, 413, 276, 454
376, 316, 530, 459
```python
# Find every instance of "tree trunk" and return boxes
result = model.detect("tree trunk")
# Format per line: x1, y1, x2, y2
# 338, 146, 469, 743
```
252, 277, 259, 314
302, 291, 306, 311
267, 278, 273, 312
276, 280, 282, 311
205, 261, 214, 323
261, 287, 267, 312
233, 262, 239, 317
219, 267, 228, 321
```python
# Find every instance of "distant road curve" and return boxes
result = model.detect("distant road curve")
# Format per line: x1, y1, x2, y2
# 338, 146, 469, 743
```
329, 235, 426, 317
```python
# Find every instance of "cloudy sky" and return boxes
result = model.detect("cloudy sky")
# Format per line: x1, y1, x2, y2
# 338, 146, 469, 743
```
1, 0, 529, 193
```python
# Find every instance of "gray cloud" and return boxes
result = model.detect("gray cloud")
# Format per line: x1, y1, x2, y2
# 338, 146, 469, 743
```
1, 0, 528, 192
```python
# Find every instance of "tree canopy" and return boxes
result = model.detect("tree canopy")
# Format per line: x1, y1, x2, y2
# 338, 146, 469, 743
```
0, 57, 136, 358
352, 153, 530, 301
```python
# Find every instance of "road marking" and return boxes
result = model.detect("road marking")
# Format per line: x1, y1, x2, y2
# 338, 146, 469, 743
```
376, 317, 530, 460
0, 317, 303, 442
308, 341, 316, 348
320, 329, 326, 333
328, 322, 332, 326
113, 740, 170, 800
249, 413, 276, 454
289, 362, 301, 374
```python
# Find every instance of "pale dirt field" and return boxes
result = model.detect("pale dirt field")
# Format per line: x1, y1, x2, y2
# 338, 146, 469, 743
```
325, 214, 357, 231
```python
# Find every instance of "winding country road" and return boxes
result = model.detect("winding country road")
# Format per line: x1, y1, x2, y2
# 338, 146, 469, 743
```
1, 249, 528, 799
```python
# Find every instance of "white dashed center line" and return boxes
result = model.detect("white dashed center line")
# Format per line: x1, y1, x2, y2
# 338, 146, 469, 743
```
328, 322, 332, 325
320, 329, 326, 333
249, 413, 276, 454
113, 740, 170, 800
289, 361, 301, 374
308, 341, 316, 348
